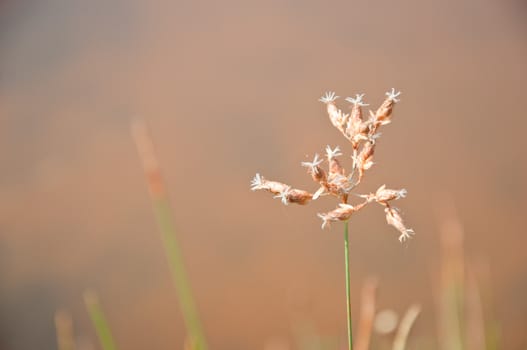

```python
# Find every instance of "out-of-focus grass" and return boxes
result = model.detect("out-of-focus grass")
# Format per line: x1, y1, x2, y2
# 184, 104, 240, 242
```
54, 309, 76, 350
292, 319, 338, 350
132, 120, 208, 350
392, 304, 420, 350
153, 195, 208, 350
439, 217, 464, 350
83, 290, 118, 350
438, 214, 501, 350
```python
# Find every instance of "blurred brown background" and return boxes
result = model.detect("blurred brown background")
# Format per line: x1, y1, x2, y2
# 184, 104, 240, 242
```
1, 0, 526, 349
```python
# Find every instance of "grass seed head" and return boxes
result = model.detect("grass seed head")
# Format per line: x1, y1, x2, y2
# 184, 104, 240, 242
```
251, 89, 414, 242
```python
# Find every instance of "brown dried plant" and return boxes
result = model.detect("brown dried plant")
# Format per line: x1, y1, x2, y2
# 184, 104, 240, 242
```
251, 89, 415, 242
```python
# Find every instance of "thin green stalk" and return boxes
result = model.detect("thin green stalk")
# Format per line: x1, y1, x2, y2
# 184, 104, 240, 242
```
83, 291, 117, 350
153, 197, 208, 350
132, 120, 208, 350
344, 221, 353, 350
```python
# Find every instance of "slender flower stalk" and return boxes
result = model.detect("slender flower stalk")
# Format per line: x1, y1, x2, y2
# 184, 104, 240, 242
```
344, 222, 353, 350
251, 89, 415, 349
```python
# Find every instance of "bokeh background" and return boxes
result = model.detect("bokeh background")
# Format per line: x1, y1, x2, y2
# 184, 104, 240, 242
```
1, 0, 526, 349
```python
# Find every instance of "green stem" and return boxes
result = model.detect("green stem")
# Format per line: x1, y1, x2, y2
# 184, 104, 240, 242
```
131, 121, 207, 350
84, 291, 118, 350
344, 222, 353, 350
154, 197, 208, 350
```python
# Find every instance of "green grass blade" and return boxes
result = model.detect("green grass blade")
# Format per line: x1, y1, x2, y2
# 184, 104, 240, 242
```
132, 120, 208, 350
154, 197, 208, 350
83, 291, 118, 350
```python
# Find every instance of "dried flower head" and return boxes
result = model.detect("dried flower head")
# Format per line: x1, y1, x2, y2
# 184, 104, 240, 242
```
301, 153, 325, 177
361, 184, 407, 205
251, 89, 414, 242
346, 94, 368, 145
326, 145, 345, 176
275, 187, 313, 206
250, 173, 290, 195
318, 202, 367, 229
355, 141, 376, 181
385, 206, 415, 242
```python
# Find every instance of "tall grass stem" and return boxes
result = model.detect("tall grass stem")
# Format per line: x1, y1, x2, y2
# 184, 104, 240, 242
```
154, 197, 208, 350
83, 291, 118, 350
132, 120, 208, 350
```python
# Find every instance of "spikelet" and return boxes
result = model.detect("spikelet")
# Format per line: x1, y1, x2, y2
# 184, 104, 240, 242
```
362, 184, 408, 205
385, 206, 415, 242
371, 88, 401, 133
250, 173, 290, 195
319, 92, 343, 131
326, 145, 345, 176
346, 94, 368, 121
320, 92, 352, 139
345, 94, 369, 148
301, 154, 327, 184
355, 141, 375, 181
318, 201, 368, 229
275, 187, 313, 205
